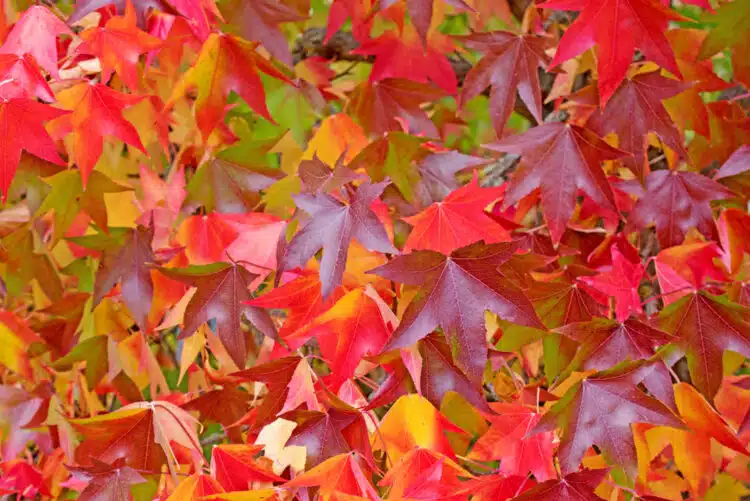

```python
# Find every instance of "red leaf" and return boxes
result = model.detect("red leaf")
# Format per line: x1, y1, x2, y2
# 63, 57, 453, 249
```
512, 469, 610, 501
371, 241, 543, 385
488, 123, 628, 243
541, 0, 682, 106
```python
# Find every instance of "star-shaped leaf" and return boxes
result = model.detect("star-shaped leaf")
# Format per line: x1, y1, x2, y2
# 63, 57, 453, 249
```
370, 241, 543, 385
279, 181, 397, 298
168, 33, 291, 139
0, 97, 68, 201
403, 174, 509, 254
93, 225, 156, 331
657, 291, 750, 400
541, 0, 682, 106
76, 2, 163, 89
68, 458, 146, 501
50, 82, 145, 184
488, 123, 628, 243
631, 169, 734, 248
587, 71, 688, 182
578, 246, 645, 321
460, 31, 550, 133
158, 262, 277, 368
531, 361, 683, 477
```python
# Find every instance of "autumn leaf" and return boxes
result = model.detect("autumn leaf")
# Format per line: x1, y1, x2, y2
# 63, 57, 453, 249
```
0, 6, 71, 79
532, 361, 683, 477
657, 291, 750, 400
402, 173, 509, 254
512, 469, 610, 501
279, 181, 397, 298
158, 262, 277, 368
586, 71, 688, 182
68, 458, 146, 501
0, 98, 68, 201
487, 123, 628, 243
459, 31, 550, 133
50, 82, 145, 184
541, 0, 682, 106
698, 0, 750, 88
371, 241, 543, 384
168, 33, 291, 139
630, 169, 734, 248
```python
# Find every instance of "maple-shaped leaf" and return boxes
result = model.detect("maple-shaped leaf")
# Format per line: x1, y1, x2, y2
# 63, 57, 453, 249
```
714, 144, 750, 183
657, 291, 750, 400
71, 400, 202, 475
76, 2, 163, 89
403, 174, 509, 254
232, 356, 318, 429
0, 98, 68, 201
512, 469, 610, 501
698, 0, 750, 88
69, 458, 146, 501
158, 262, 277, 368
93, 225, 156, 331
718, 208, 750, 275
286, 287, 393, 390
284, 398, 372, 468
371, 241, 543, 385
541, 0, 682, 106
578, 246, 644, 321
0, 6, 71, 79
487, 123, 628, 243
284, 453, 379, 499
586, 72, 688, 182
50, 82, 145, 184
354, 22, 458, 94
211, 444, 285, 491
532, 361, 683, 476
183, 385, 249, 441
630, 169, 733, 248
556, 317, 677, 406
279, 181, 397, 298
459, 31, 549, 133
168, 33, 290, 139
347, 78, 444, 137
221, 0, 305, 66
455, 474, 534, 501
469, 402, 556, 481
653, 240, 727, 305
186, 158, 281, 213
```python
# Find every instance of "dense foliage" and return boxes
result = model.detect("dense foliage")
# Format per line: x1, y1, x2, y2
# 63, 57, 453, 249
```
0, 0, 749, 499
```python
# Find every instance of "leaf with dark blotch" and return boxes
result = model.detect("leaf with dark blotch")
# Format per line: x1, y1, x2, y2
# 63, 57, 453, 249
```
158, 262, 277, 368
487, 123, 629, 243
631, 170, 734, 248
94, 225, 156, 331
531, 361, 683, 477
371, 241, 543, 385
587, 72, 689, 182
459, 31, 550, 134
657, 291, 750, 400
279, 181, 397, 298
